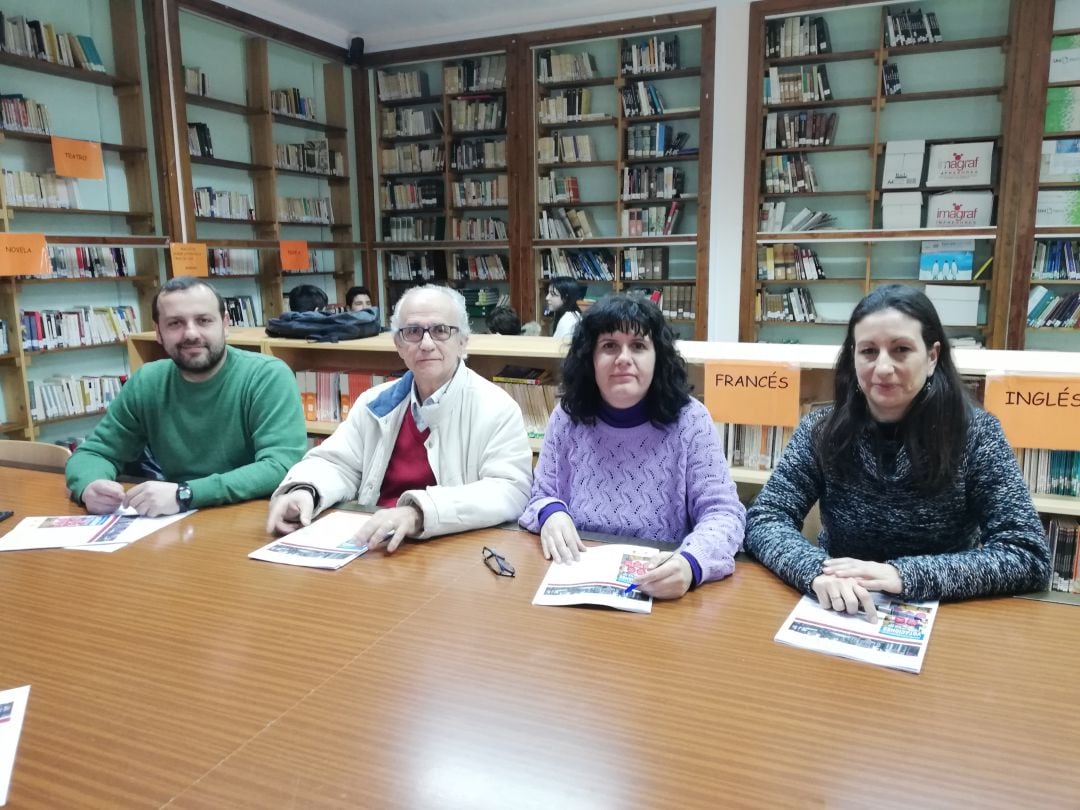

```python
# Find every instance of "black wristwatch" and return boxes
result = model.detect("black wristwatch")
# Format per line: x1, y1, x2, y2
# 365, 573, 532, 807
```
176, 482, 193, 511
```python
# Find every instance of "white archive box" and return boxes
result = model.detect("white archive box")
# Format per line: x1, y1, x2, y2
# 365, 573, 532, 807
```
926, 141, 993, 187
881, 192, 922, 229
881, 140, 925, 189
926, 191, 993, 228
925, 284, 980, 326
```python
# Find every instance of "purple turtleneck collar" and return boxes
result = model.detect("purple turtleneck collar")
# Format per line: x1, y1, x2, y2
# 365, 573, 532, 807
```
598, 399, 649, 428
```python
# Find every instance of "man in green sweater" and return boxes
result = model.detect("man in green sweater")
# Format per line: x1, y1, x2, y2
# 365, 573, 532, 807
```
65, 277, 307, 516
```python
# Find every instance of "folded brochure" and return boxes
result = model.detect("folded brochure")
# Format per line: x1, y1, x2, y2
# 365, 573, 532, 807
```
532, 543, 664, 613
249, 510, 372, 570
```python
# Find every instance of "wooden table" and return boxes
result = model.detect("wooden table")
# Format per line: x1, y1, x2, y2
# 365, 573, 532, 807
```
2, 466, 1079, 809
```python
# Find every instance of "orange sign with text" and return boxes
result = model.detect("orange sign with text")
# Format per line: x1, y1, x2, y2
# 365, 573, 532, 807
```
280, 240, 310, 271
0, 233, 50, 277
51, 136, 105, 179
983, 373, 1080, 450
704, 360, 801, 427
169, 242, 208, 277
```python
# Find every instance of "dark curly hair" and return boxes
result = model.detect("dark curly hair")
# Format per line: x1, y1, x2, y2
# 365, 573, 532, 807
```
815, 284, 972, 492
560, 293, 690, 425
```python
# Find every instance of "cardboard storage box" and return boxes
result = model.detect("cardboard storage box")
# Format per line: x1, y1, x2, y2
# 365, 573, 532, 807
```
881, 139, 926, 189
925, 284, 980, 326
882, 192, 923, 229
926, 141, 993, 187
926, 191, 993, 228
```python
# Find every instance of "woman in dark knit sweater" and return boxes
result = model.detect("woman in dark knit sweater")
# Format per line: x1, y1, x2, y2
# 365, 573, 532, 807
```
745, 285, 1050, 617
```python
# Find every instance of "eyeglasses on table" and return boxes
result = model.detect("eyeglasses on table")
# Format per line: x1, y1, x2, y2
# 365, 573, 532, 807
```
482, 546, 515, 577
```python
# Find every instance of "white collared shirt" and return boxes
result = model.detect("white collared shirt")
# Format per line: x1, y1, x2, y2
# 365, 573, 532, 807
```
410, 362, 458, 431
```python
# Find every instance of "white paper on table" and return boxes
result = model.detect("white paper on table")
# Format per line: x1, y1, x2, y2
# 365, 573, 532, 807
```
531, 543, 660, 614
0, 685, 30, 807
0, 509, 193, 552
774, 595, 940, 674
248, 510, 372, 570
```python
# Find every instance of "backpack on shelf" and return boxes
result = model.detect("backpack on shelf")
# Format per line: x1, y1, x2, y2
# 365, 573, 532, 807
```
264, 307, 380, 343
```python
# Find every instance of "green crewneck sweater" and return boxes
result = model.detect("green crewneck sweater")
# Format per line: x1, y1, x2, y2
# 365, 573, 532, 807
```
66, 346, 307, 508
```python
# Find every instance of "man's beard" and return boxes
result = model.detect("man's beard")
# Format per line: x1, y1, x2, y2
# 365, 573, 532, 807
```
170, 340, 225, 373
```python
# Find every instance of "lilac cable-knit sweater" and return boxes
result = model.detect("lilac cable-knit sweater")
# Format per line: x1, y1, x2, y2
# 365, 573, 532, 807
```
519, 398, 746, 584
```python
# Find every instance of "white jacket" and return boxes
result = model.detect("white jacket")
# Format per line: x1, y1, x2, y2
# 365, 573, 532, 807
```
274, 361, 532, 538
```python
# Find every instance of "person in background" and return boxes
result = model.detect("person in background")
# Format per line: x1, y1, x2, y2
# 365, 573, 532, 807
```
346, 285, 373, 311
519, 293, 746, 599
745, 285, 1051, 618
545, 276, 583, 340
66, 277, 307, 516
486, 305, 522, 336
288, 284, 328, 312
268, 284, 532, 551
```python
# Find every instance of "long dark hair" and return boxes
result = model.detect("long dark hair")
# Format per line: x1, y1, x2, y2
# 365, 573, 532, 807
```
560, 293, 690, 425
547, 276, 582, 326
815, 284, 972, 491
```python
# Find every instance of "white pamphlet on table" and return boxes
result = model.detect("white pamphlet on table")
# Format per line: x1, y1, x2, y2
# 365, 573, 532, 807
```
249, 510, 372, 570
532, 543, 662, 614
0, 509, 192, 553
0, 685, 30, 807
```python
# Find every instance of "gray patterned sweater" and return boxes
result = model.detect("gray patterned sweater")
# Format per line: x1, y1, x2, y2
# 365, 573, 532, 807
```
745, 407, 1051, 601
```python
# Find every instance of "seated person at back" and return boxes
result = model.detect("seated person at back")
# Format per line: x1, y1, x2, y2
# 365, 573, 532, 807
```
519, 293, 746, 599
346, 285, 373, 311
66, 277, 307, 516
546, 276, 583, 340
486, 305, 522, 336
745, 285, 1051, 617
267, 285, 533, 551
289, 284, 328, 312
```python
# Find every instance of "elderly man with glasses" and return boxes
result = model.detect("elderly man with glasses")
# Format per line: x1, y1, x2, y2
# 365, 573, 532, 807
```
267, 285, 533, 550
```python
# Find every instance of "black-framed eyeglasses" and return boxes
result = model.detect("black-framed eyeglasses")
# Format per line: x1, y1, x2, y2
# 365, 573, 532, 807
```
396, 324, 460, 343
482, 546, 515, 577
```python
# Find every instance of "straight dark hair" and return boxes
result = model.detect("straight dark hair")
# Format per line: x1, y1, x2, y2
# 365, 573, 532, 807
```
560, 293, 690, 425
815, 284, 972, 492
547, 276, 582, 326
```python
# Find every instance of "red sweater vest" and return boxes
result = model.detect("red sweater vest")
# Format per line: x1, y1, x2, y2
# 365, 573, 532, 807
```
377, 407, 437, 507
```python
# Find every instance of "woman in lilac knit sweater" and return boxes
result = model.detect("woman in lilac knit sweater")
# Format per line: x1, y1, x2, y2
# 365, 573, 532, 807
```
519, 294, 746, 599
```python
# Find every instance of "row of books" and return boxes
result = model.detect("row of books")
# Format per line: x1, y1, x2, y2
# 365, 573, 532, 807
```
382, 215, 444, 242
0, 13, 106, 72
620, 35, 681, 75
295, 369, 400, 423
538, 207, 595, 240
1026, 286, 1080, 329
380, 107, 439, 139
764, 15, 832, 60
763, 110, 838, 149
271, 88, 317, 121
627, 124, 691, 158
184, 65, 209, 96
451, 254, 507, 281
451, 177, 509, 208
187, 122, 213, 157
620, 81, 668, 118
444, 56, 508, 93
538, 88, 605, 124
763, 153, 820, 194
882, 61, 902, 96
451, 138, 506, 171
621, 202, 682, 236
885, 8, 943, 47
223, 296, 258, 328
493, 379, 557, 439
449, 97, 504, 132
756, 287, 820, 323
387, 252, 438, 281
1031, 240, 1080, 280
1045, 517, 1080, 594
20, 306, 138, 352
380, 143, 445, 175
763, 64, 832, 105
621, 247, 667, 281
1018, 448, 1080, 497
0, 92, 51, 134
538, 172, 580, 204
756, 243, 826, 281
275, 138, 344, 176
759, 202, 835, 232
380, 180, 442, 211
622, 165, 684, 200
0, 320, 7, 354
28, 375, 123, 423
537, 50, 597, 84
717, 423, 794, 471
376, 70, 429, 102
449, 216, 508, 241
539, 248, 615, 281
459, 287, 504, 310
46, 246, 132, 279
193, 187, 252, 220
629, 285, 696, 320
208, 248, 257, 275
277, 196, 333, 225
2, 170, 80, 209
538, 133, 594, 164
